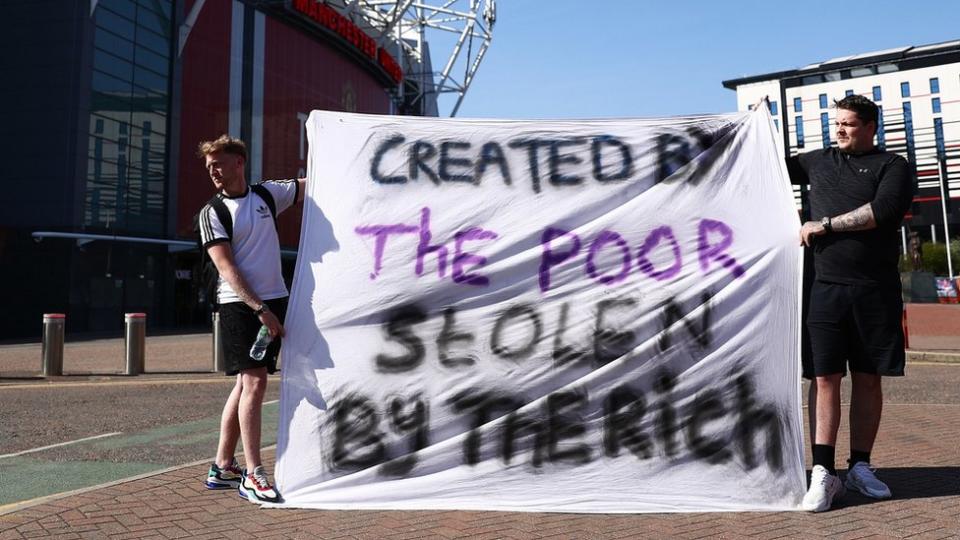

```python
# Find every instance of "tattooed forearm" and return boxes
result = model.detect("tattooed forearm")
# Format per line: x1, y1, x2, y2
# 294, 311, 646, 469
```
831, 203, 876, 232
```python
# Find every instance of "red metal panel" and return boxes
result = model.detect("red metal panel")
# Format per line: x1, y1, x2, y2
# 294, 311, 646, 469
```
260, 16, 391, 247
175, 0, 233, 237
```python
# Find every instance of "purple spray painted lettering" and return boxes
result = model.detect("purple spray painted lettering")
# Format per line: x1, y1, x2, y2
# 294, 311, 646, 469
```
355, 223, 419, 280
539, 228, 581, 293
636, 226, 682, 281
416, 207, 449, 278
453, 228, 499, 286
697, 219, 745, 278
586, 231, 631, 285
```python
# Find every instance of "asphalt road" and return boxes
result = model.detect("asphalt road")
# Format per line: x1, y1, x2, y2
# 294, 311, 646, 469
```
2, 363, 958, 509
0, 376, 281, 506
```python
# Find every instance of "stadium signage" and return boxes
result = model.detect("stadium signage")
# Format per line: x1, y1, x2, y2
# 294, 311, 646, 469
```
291, 0, 403, 84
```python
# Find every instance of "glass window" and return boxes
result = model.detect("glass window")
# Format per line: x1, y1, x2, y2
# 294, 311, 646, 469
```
796, 116, 804, 148
845, 89, 854, 97
903, 102, 915, 163
99, 0, 137, 19
95, 6, 136, 40
133, 65, 167, 94
769, 101, 778, 115
873, 86, 882, 101
92, 69, 133, 97
934, 117, 945, 159
136, 5, 172, 38
819, 94, 828, 109
793, 97, 802, 112
876, 106, 885, 149
93, 48, 134, 82
94, 28, 135, 60
821, 112, 831, 148
84, 0, 171, 236
930, 77, 940, 94
933, 97, 942, 114
773, 119, 779, 130
901, 81, 910, 97
134, 26, 170, 57
133, 46, 170, 78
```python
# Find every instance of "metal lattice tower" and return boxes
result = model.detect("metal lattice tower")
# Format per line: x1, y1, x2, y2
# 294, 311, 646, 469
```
322, 0, 496, 116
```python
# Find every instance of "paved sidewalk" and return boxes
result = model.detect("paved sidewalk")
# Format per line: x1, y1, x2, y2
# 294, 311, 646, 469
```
1, 403, 958, 539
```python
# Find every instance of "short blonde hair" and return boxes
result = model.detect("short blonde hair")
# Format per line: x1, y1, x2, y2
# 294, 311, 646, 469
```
197, 135, 247, 160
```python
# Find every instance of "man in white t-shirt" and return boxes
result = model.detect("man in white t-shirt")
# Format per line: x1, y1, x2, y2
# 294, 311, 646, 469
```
196, 135, 305, 504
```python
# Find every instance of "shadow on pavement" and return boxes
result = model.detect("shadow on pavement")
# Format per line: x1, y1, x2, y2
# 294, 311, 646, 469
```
829, 466, 960, 510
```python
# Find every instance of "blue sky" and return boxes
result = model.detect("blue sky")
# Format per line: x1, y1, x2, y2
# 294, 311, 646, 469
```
438, 0, 959, 119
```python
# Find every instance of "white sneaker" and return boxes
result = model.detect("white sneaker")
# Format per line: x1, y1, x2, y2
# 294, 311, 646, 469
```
845, 462, 892, 499
802, 465, 845, 512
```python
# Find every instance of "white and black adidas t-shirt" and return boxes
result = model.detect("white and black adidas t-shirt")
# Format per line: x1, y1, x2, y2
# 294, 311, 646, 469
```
198, 180, 299, 304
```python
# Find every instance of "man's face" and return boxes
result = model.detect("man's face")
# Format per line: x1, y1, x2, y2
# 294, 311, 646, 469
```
204, 151, 244, 191
835, 108, 876, 153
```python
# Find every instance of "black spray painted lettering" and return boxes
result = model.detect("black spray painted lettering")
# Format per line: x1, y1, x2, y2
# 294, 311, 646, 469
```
449, 390, 523, 465
370, 135, 635, 193
328, 371, 785, 474
439, 141, 475, 183
375, 304, 427, 373
653, 371, 680, 457
409, 140, 441, 184
538, 220, 743, 293
546, 389, 592, 464
490, 304, 543, 360
686, 388, 732, 464
658, 292, 712, 353
375, 295, 712, 373
603, 385, 652, 459
438, 307, 476, 367
548, 139, 585, 186
593, 135, 634, 182
477, 142, 512, 185
332, 393, 385, 470
380, 394, 429, 477
593, 298, 637, 366
370, 135, 407, 184
655, 126, 717, 183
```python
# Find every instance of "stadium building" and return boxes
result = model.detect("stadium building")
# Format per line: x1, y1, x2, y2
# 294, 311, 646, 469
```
722, 40, 960, 250
0, 0, 494, 338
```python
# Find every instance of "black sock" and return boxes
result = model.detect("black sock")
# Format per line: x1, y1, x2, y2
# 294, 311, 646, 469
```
848, 450, 871, 467
812, 444, 836, 475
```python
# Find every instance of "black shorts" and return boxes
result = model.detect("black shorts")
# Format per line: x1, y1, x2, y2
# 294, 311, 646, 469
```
218, 297, 288, 376
804, 280, 905, 379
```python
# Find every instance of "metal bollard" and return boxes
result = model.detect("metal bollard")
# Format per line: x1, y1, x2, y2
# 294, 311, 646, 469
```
212, 311, 225, 372
42, 313, 65, 376
124, 313, 146, 375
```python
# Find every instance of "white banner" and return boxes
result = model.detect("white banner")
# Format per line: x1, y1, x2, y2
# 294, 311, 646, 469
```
275, 110, 805, 512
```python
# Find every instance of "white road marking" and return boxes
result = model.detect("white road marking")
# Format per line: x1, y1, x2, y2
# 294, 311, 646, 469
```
0, 432, 122, 460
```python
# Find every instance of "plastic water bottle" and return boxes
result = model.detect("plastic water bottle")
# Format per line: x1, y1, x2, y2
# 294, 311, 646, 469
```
249, 325, 273, 361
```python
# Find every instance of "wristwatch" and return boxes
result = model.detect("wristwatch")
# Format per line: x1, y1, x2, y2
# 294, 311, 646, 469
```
254, 303, 269, 316
820, 216, 833, 233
